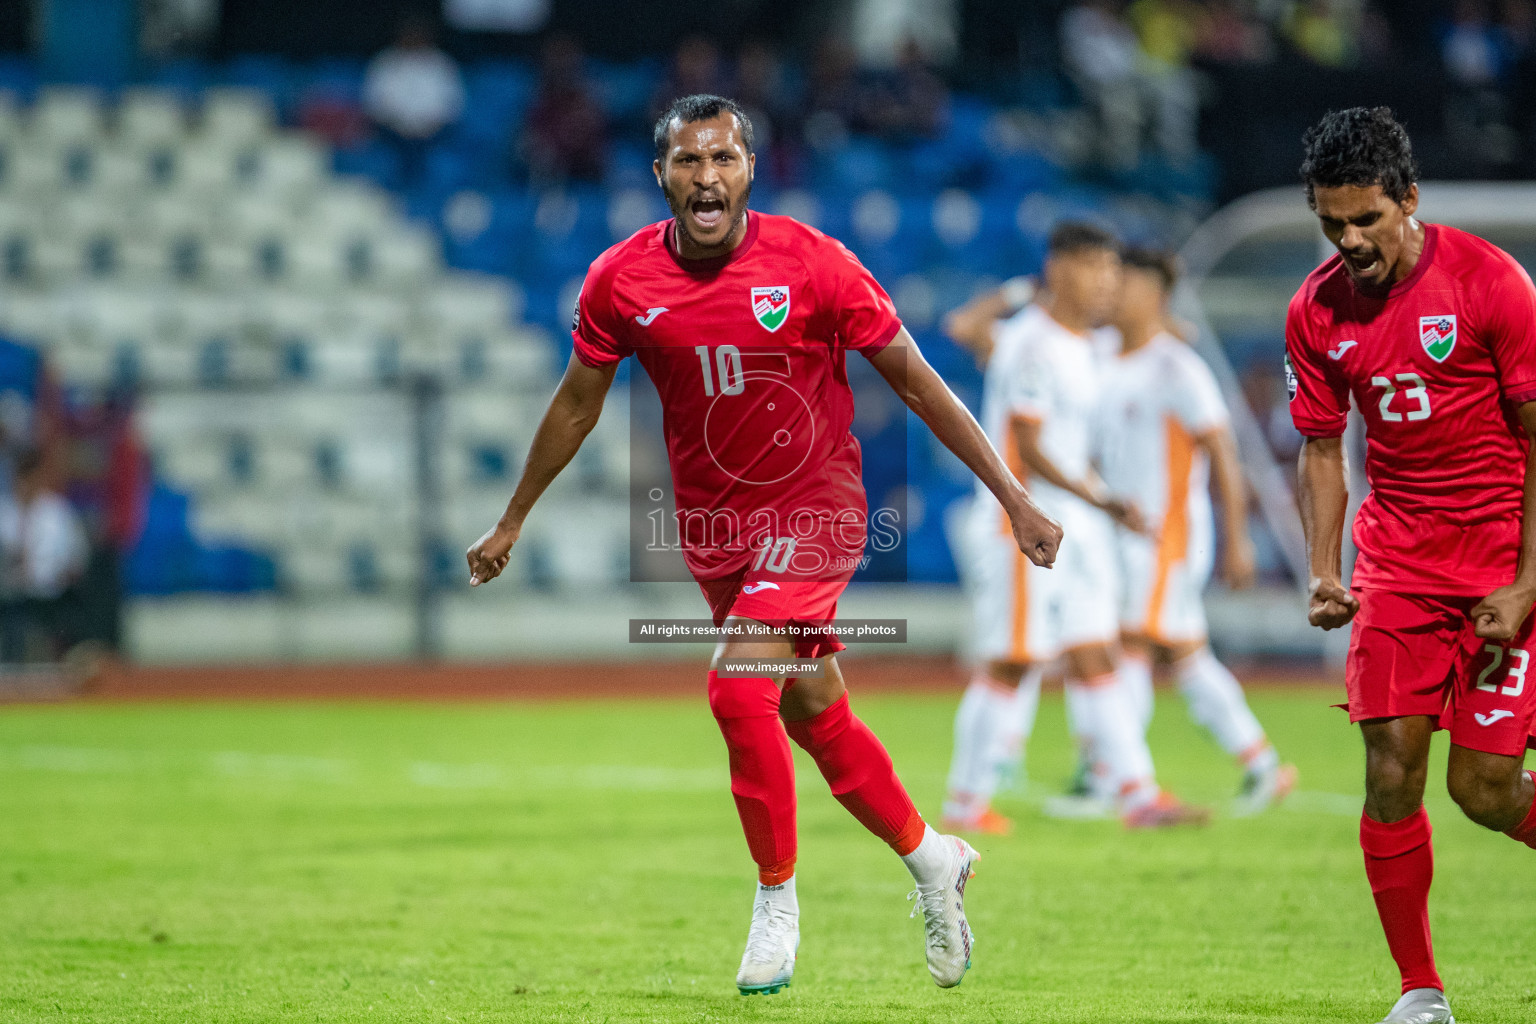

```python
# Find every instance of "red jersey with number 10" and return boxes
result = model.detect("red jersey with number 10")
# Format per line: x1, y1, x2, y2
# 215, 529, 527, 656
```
572, 211, 902, 582
1286, 223, 1536, 595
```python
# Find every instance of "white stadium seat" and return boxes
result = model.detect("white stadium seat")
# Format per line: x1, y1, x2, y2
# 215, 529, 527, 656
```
31, 87, 106, 146
198, 88, 276, 147
116, 89, 188, 149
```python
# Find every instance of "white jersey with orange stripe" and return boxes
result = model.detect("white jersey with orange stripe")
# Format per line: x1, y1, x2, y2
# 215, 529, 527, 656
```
1097, 331, 1228, 560
974, 303, 1104, 525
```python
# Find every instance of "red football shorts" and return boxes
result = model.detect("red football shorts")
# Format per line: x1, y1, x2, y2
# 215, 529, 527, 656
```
1346, 588, 1536, 756
697, 567, 853, 660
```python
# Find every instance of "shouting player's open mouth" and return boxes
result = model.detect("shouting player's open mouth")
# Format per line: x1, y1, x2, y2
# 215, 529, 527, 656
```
689, 195, 728, 233
1342, 247, 1382, 283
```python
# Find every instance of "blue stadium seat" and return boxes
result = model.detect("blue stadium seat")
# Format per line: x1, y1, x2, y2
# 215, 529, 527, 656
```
590, 59, 663, 128
461, 59, 536, 152
296, 58, 366, 104
219, 55, 294, 115
332, 138, 402, 190
0, 56, 37, 99
144, 58, 211, 99
815, 139, 894, 195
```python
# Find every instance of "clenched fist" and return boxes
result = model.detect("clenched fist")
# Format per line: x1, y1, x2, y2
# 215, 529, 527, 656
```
1009, 499, 1064, 568
467, 522, 520, 586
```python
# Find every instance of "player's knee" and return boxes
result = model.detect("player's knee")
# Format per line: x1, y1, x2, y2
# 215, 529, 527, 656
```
1364, 751, 1427, 810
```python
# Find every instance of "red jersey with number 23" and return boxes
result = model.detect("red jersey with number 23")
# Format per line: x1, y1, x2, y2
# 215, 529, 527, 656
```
571, 211, 902, 582
1286, 223, 1536, 595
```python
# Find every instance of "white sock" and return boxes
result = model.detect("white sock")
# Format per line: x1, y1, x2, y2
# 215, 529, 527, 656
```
1063, 677, 1095, 768
1174, 647, 1273, 769
944, 672, 1015, 819
987, 666, 1043, 790
755, 874, 798, 912
1119, 651, 1155, 733
900, 824, 953, 886
1068, 674, 1159, 808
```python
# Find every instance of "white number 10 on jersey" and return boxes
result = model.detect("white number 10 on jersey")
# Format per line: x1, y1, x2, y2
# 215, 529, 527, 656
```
1372, 372, 1431, 423
696, 345, 745, 396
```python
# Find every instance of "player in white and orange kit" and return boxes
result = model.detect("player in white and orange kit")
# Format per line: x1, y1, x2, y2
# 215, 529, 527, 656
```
942, 224, 1209, 833
1098, 247, 1296, 815
466, 95, 1063, 996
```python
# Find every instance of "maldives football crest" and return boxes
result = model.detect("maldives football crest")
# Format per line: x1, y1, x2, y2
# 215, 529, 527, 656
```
751, 286, 790, 332
1420, 315, 1457, 363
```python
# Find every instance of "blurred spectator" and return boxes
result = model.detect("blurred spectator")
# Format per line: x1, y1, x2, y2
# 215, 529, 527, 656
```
63, 388, 148, 656
519, 34, 607, 185
1443, 0, 1503, 85
858, 37, 949, 143
1192, 0, 1275, 64
0, 335, 65, 498
363, 15, 465, 185
650, 36, 728, 121
1286, 0, 1356, 67
1128, 0, 1199, 67
1442, 0, 1519, 170
0, 448, 89, 664
803, 37, 863, 151
1060, 0, 1198, 169
734, 41, 794, 152
1508, 0, 1536, 170
734, 40, 800, 180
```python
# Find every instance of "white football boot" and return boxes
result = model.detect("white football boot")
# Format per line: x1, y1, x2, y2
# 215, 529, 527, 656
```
1232, 761, 1299, 817
1375, 988, 1454, 1024
903, 830, 979, 988
736, 878, 799, 995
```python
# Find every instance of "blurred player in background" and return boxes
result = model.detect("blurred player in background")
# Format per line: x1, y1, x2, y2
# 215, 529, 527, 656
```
467, 95, 1064, 996
1289, 107, 1536, 1024
942, 224, 1209, 833
1099, 247, 1297, 816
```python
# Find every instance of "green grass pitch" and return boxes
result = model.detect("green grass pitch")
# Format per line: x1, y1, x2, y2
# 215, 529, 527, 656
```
2, 683, 1534, 1022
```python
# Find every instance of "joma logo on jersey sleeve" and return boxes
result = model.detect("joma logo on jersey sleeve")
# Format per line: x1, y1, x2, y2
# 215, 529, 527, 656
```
1420, 315, 1457, 363
752, 287, 791, 332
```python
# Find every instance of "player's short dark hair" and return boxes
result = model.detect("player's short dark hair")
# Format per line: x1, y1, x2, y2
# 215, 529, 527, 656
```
1122, 246, 1180, 292
653, 94, 755, 161
1299, 107, 1419, 208
1046, 221, 1119, 258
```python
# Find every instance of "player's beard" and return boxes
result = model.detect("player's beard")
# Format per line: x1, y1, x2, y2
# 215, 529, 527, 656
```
662, 177, 753, 254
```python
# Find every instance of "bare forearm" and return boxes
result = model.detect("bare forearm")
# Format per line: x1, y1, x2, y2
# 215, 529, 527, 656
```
501, 403, 596, 525
1297, 437, 1349, 582
498, 357, 615, 528
1208, 431, 1249, 547
1007, 418, 1104, 510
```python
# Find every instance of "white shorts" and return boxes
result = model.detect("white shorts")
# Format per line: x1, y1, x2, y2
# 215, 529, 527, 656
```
963, 498, 1119, 664
1117, 528, 1212, 645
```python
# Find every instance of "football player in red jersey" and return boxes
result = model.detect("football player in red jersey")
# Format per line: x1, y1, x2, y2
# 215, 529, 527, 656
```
466, 95, 1062, 995
1289, 107, 1536, 1024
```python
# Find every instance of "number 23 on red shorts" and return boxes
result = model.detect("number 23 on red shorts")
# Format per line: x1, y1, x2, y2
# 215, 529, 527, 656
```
1345, 588, 1536, 755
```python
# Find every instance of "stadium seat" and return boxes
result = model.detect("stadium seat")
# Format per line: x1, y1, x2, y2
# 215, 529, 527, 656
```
117, 88, 188, 149
198, 87, 277, 147
31, 86, 106, 146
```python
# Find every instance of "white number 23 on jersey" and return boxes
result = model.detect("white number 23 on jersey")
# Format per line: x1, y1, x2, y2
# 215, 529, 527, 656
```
1372, 372, 1431, 423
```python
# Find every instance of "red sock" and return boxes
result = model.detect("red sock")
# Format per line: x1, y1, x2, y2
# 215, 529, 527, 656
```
783, 693, 925, 855
1360, 807, 1442, 994
1505, 770, 1536, 849
708, 671, 796, 885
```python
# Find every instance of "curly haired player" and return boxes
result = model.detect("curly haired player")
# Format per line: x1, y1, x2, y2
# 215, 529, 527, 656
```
1288, 107, 1536, 1024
